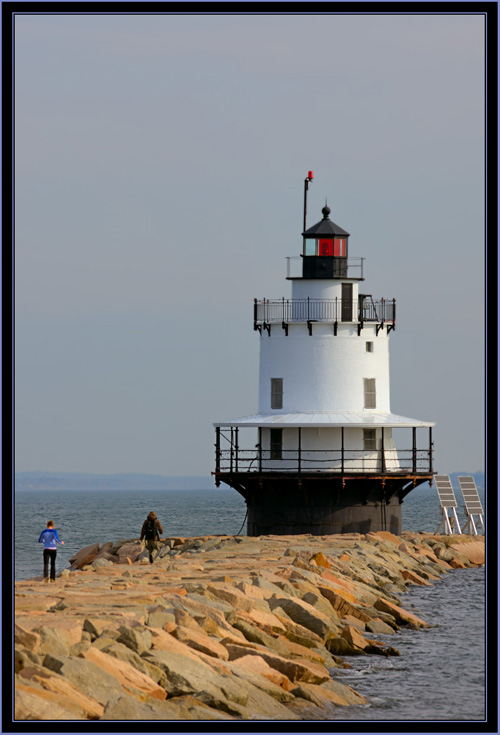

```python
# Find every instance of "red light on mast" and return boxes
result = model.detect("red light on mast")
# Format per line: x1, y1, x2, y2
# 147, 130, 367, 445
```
308, 171, 314, 179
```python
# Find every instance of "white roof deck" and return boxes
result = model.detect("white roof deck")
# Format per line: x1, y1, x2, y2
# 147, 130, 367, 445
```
214, 411, 435, 429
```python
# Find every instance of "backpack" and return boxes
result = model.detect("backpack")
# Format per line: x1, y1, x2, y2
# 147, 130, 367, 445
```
144, 518, 158, 541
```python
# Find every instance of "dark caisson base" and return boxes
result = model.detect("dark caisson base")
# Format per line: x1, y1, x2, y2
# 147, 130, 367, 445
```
215, 472, 432, 536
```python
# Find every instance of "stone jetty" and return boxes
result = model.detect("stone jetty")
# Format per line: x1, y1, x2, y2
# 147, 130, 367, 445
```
15, 531, 485, 721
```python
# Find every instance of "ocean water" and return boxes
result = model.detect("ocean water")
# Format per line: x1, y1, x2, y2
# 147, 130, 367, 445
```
14, 487, 247, 582
14, 484, 484, 582
330, 565, 486, 721
13, 484, 486, 723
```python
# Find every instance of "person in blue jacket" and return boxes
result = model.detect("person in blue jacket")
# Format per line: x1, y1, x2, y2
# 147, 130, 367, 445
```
38, 520, 64, 582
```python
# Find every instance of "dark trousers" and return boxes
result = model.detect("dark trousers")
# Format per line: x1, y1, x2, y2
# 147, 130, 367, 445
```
43, 549, 57, 580
145, 539, 159, 563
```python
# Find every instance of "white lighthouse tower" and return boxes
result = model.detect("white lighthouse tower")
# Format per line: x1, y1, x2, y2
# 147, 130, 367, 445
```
214, 172, 435, 535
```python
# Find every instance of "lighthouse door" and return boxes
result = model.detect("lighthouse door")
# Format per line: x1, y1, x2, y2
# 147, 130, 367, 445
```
341, 283, 353, 321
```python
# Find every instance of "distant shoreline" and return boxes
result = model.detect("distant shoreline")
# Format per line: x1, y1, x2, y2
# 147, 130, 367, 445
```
14, 472, 217, 492
15, 487, 225, 493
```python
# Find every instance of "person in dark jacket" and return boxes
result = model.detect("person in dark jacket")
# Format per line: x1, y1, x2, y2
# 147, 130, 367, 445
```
38, 520, 64, 582
140, 511, 163, 563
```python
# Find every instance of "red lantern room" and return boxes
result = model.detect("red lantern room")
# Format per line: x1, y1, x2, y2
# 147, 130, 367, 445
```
302, 205, 351, 279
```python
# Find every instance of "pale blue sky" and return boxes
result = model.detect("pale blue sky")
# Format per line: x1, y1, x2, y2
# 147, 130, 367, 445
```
15, 12, 485, 476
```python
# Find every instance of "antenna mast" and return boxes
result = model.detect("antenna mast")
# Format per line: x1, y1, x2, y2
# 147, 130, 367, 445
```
303, 171, 313, 254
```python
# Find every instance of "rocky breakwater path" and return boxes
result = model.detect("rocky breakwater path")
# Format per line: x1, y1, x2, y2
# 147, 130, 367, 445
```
15, 531, 484, 721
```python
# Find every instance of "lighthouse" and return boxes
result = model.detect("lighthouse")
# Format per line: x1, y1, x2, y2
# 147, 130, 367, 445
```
214, 173, 435, 535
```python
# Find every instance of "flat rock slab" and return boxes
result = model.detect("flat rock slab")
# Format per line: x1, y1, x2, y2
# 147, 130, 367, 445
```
16, 665, 105, 719
230, 654, 295, 692
374, 597, 429, 628
15, 680, 100, 721
269, 595, 335, 640
82, 648, 167, 700
42, 654, 127, 706
449, 540, 485, 565
401, 569, 433, 586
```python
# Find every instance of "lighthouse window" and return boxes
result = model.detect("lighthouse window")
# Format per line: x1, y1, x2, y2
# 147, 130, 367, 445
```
363, 429, 377, 451
305, 239, 317, 256
366, 342, 374, 353
270, 429, 283, 460
318, 239, 333, 256
271, 378, 283, 409
334, 238, 346, 257
364, 378, 376, 409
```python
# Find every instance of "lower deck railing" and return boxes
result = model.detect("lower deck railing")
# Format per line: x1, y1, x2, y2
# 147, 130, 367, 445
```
215, 448, 433, 474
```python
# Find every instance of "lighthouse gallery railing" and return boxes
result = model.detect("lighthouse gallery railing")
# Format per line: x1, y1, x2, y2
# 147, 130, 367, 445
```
254, 298, 396, 327
286, 256, 364, 279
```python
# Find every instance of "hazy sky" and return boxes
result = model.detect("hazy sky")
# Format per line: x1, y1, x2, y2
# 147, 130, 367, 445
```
14, 12, 485, 477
